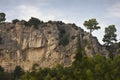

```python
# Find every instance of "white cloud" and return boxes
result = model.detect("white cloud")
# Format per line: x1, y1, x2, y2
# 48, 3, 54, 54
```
4, 0, 119, 43
7, 4, 66, 22
107, 2, 120, 18
16, 5, 41, 20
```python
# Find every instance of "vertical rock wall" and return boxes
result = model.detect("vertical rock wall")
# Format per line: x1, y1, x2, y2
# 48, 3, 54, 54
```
0, 21, 109, 72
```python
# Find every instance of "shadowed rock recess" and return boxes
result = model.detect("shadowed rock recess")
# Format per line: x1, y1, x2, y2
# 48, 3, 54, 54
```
0, 21, 109, 72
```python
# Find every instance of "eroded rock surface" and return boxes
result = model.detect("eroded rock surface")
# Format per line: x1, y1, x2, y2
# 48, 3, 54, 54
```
0, 21, 109, 71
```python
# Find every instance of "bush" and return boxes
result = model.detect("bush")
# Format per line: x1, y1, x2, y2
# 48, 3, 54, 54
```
58, 28, 69, 46
20, 20, 27, 25
48, 20, 52, 23
59, 29, 66, 38
12, 19, 20, 24
14, 66, 24, 79
0, 12, 6, 23
56, 21, 64, 25
0, 66, 4, 72
59, 36, 69, 46
72, 23, 78, 30
27, 17, 43, 28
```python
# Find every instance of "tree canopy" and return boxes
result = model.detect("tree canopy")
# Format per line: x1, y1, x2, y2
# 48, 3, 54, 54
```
0, 12, 6, 23
83, 18, 100, 35
27, 17, 43, 28
103, 25, 117, 46
83, 18, 101, 54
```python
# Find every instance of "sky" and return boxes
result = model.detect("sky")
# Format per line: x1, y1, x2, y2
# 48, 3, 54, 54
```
0, 0, 120, 44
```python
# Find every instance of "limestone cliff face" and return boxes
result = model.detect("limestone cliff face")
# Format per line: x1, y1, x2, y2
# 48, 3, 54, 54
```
0, 21, 109, 71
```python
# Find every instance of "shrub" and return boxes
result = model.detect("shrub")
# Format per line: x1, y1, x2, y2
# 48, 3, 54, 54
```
0, 12, 6, 23
27, 17, 43, 28
59, 35, 69, 46
56, 21, 64, 25
48, 20, 52, 23
72, 23, 78, 30
12, 19, 20, 24
59, 29, 66, 38
14, 66, 24, 79
0, 66, 4, 72
20, 20, 27, 25
58, 28, 69, 46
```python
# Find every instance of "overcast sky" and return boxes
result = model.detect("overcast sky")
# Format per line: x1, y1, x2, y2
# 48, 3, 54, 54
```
0, 0, 120, 44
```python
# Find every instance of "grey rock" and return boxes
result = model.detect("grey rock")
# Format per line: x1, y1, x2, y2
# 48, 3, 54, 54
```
0, 21, 109, 72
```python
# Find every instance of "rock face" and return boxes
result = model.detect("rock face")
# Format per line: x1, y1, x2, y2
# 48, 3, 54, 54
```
0, 21, 109, 72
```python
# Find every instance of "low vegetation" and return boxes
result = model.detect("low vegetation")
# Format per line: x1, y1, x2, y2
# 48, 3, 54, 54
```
0, 49, 120, 80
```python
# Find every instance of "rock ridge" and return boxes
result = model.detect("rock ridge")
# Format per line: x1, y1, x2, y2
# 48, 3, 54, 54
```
0, 21, 109, 71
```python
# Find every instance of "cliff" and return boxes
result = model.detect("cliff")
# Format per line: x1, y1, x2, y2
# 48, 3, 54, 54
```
0, 21, 109, 71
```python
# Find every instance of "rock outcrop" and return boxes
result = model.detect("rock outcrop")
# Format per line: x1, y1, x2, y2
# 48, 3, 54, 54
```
0, 21, 109, 72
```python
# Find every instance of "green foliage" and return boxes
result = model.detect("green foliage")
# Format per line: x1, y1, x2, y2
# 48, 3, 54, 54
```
0, 12, 6, 23
21, 71, 32, 80
1, 52, 120, 80
45, 73, 52, 80
12, 19, 20, 24
83, 18, 100, 35
72, 23, 78, 30
0, 66, 4, 72
27, 17, 43, 28
59, 29, 66, 38
59, 36, 69, 46
103, 25, 117, 46
73, 49, 83, 63
83, 18, 100, 54
12, 19, 28, 25
86, 69, 94, 80
14, 66, 24, 79
58, 29, 69, 46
